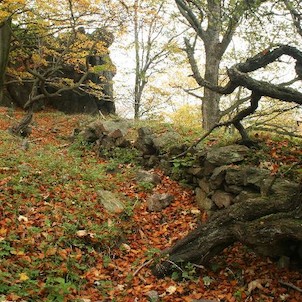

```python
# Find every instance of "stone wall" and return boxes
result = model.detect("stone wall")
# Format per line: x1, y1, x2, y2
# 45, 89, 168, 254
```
132, 127, 300, 215
79, 122, 300, 215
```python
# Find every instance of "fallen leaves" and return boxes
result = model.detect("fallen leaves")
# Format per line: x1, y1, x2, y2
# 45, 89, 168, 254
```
17, 215, 29, 223
19, 273, 30, 282
0, 110, 301, 301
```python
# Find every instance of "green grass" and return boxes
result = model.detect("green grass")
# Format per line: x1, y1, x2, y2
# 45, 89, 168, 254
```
0, 128, 135, 300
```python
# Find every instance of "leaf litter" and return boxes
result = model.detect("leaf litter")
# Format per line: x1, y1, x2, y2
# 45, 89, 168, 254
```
0, 108, 301, 301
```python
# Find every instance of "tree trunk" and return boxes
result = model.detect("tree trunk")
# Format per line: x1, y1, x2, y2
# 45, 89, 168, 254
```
9, 109, 33, 137
0, 18, 11, 103
201, 0, 223, 130
134, 0, 141, 120
152, 188, 302, 277
203, 47, 221, 130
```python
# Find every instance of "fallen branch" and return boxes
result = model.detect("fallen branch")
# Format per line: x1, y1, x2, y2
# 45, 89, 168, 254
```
279, 280, 302, 293
133, 259, 153, 277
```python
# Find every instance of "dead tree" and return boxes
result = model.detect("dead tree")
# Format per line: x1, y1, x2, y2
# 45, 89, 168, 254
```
152, 45, 302, 277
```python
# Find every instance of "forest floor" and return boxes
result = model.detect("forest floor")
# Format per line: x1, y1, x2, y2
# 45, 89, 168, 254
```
0, 108, 301, 302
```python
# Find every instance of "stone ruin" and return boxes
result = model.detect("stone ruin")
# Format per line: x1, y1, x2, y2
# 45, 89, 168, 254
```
80, 121, 300, 219
78, 121, 302, 264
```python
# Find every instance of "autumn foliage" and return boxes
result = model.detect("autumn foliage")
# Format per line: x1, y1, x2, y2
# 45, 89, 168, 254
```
0, 108, 301, 301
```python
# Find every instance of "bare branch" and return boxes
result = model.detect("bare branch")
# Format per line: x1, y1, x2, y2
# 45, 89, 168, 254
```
175, 0, 206, 40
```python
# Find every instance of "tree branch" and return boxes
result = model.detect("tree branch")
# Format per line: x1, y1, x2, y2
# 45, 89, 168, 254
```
175, 0, 206, 40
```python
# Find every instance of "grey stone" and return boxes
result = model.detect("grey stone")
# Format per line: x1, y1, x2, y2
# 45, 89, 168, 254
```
103, 119, 131, 136
187, 166, 203, 177
209, 166, 228, 189
80, 121, 107, 143
134, 127, 156, 155
225, 166, 244, 185
108, 128, 123, 139
244, 167, 271, 187
147, 193, 174, 212
206, 144, 249, 166
203, 160, 216, 176
195, 188, 214, 210
261, 178, 300, 200
136, 170, 161, 185
152, 131, 182, 152
211, 190, 233, 208
114, 136, 131, 148
97, 189, 125, 213
225, 166, 271, 190
198, 178, 211, 194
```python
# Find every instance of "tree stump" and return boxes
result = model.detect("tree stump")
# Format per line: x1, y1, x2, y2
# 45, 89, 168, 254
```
9, 110, 33, 137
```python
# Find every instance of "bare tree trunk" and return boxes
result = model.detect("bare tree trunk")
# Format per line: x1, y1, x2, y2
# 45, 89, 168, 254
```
203, 47, 221, 130
9, 108, 33, 137
134, 0, 141, 119
0, 18, 11, 103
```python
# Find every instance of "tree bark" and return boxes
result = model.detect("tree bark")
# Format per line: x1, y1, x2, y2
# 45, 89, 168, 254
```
9, 108, 33, 137
153, 188, 302, 277
175, 0, 261, 130
201, 0, 222, 130
203, 46, 221, 130
0, 18, 11, 103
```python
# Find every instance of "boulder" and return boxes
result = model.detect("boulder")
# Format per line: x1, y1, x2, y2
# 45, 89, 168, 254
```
108, 129, 123, 139
195, 188, 214, 211
79, 119, 131, 148
225, 166, 271, 190
134, 127, 157, 155
136, 170, 161, 185
102, 119, 131, 136
211, 190, 233, 208
152, 131, 182, 153
206, 144, 249, 166
147, 193, 174, 212
234, 190, 261, 203
203, 160, 216, 176
79, 121, 107, 143
224, 184, 243, 194
198, 178, 211, 194
261, 178, 300, 200
187, 166, 203, 177
97, 189, 125, 213
4, 28, 116, 115
209, 166, 228, 189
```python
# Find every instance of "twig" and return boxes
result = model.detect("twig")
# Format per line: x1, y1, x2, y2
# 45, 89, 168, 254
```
166, 259, 184, 273
279, 280, 302, 293
133, 259, 153, 276
172, 119, 235, 159
137, 273, 147, 283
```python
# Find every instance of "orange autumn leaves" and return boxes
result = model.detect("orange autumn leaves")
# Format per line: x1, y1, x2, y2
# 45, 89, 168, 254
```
0, 109, 302, 301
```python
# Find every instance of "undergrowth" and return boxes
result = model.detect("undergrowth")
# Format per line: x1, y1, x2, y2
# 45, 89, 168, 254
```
0, 125, 136, 300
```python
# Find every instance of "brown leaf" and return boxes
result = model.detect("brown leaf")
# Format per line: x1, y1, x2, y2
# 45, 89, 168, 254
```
247, 279, 265, 293
76, 230, 88, 237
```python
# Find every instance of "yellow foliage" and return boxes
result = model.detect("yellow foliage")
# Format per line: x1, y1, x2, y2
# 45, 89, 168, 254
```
19, 272, 29, 281
168, 104, 202, 130
31, 53, 47, 67
0, 0, 25, 22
